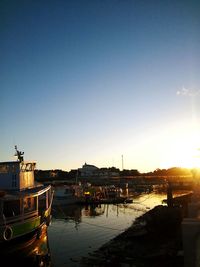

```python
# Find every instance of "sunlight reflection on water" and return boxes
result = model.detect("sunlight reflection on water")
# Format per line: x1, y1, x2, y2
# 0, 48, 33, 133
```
48, 192, 169, 267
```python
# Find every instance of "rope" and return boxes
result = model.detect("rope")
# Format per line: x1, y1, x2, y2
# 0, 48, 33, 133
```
79, 220, 124, 232
132, 193, 157, 204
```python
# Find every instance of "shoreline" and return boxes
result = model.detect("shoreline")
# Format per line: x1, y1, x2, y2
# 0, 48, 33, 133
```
80, 205, 184, 266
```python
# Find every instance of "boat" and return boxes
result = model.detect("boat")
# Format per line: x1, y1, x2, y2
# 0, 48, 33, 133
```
74, 184, 133, 205
0, 146, 54, 243
53, 185, 80, 206
52, 183, 133, 206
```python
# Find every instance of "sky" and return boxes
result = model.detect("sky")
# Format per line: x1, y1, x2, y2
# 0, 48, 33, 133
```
1, 0, 200, 172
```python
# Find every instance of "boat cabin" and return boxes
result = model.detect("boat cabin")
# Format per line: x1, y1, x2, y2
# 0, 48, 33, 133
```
0, 161, 36, 191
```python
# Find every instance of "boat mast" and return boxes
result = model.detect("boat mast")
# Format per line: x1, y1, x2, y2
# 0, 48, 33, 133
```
14, 145, 24, 162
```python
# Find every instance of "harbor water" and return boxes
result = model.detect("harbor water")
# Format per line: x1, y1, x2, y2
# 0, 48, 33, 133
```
48, 191, 168, 267
0, 190, 188, 266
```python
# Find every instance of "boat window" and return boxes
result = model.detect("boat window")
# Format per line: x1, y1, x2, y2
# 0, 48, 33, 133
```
24, 197, 37, 213
3, 200, 20, 217
47, 188, 52, 207
12, 174, 17, 188
38, 192, 47, 215
0, 164, 9, 173
0, 163, 18, 173
20, 163, 35, 172
10, 163, 18, 172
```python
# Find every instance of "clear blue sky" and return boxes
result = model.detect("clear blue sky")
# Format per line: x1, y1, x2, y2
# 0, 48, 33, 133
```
1, 0, 200, 172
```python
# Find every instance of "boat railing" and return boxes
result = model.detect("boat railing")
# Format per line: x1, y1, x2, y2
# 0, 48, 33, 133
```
1, 210, 38, 225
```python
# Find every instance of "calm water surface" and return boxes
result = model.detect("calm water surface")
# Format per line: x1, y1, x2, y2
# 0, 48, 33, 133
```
0, 190, 187, 266
48, 191, 168, 267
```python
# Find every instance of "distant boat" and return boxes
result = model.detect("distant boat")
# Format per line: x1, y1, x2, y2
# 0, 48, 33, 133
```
52, 184, 133, 206
74, 184, 133, 205
53, 185, 80, 206
0, 146, 54, 243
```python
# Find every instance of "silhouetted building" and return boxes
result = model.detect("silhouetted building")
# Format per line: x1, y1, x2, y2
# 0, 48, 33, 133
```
78, 163, 99, 177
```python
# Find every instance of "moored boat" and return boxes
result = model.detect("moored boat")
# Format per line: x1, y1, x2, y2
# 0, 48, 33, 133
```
74, 184, 133, 205
53, 185, 79, 206
52, 183, 133, 206
0, 146, 54, 243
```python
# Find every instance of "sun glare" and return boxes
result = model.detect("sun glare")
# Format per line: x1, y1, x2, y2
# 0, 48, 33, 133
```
161, 126, 200, 169
163, 147, 199, 169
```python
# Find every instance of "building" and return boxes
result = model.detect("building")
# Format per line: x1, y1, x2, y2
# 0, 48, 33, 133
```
78, 163, 99, 177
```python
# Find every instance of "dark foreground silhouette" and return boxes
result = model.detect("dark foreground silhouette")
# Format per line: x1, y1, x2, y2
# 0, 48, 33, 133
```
80, 205, 184, 267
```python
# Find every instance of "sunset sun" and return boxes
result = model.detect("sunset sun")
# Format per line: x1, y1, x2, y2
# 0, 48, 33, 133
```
161, 125, 200, 170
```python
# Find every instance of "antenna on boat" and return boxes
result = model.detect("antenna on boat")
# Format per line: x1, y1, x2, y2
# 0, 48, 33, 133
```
14, 145, 24, 162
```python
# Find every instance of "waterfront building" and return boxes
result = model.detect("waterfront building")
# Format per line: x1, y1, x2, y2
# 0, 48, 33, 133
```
78, 163, 99, 177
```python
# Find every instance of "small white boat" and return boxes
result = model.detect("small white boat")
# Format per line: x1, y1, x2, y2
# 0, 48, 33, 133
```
0, 146, 54, 243
53, 186, 79, 206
